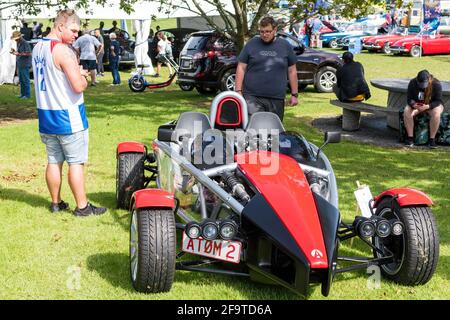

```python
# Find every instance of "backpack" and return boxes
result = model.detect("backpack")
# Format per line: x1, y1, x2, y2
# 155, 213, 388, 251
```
437, 112, 450, 145
399, 108, 430, 145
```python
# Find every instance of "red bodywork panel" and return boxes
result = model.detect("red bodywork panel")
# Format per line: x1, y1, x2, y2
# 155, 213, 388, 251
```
117, 141, 145, 154
373, 188, 433, 207
132, 189, 175, 210
236, 151, 328, 269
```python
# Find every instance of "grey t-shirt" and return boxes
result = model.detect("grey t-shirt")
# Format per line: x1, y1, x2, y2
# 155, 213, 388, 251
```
73, 34, 101, 60
238, 36, 297, 100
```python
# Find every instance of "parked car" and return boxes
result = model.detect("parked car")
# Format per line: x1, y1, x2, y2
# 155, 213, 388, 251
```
148, 28, 198, 63
320, 21, 383, 49
177, 31, 343, 95
362, 27, 419, 54
389, 34, 450, 57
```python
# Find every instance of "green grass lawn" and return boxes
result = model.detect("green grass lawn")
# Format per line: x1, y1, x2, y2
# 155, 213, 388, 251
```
0, 51, 449, 300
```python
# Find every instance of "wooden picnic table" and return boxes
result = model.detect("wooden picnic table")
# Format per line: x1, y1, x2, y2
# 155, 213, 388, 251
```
370, 78, 450, 130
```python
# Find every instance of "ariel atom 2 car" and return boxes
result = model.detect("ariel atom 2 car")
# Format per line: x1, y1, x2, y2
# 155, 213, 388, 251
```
116, 92, 439, 297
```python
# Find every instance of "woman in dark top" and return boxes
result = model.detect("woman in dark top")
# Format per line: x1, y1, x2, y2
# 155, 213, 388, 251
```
404, 70, 444, 148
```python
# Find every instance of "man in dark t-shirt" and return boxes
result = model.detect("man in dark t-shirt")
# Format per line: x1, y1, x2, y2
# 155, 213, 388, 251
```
235, 16, 298, 122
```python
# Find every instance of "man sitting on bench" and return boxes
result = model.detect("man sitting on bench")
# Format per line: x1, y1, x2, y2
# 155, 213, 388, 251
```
333, 52, 371, 102
403, 70, 444, 148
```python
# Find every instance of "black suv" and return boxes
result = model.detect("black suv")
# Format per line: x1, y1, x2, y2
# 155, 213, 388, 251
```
177, 31, 343, 94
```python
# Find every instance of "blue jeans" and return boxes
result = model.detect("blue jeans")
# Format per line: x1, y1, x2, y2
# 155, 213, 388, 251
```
110, 59, 120, 84
18, 66, 31, 98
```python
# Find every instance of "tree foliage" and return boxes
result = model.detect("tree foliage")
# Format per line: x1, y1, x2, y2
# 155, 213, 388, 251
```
1, 0, 411, 50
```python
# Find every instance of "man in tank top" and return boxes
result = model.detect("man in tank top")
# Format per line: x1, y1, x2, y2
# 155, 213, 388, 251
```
32, 9, 107, 217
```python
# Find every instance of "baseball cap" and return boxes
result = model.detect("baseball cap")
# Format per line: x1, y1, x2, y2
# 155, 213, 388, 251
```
416, 70, 430, 89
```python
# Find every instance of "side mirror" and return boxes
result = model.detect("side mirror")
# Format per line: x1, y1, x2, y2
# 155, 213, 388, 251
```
325, 131, 341, 144
157, 124, 176, 142
316, 131, 341, 160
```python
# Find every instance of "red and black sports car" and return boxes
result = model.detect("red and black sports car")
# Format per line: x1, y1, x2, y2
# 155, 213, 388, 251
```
116, 92, 439, 297
390, 34, 450, 57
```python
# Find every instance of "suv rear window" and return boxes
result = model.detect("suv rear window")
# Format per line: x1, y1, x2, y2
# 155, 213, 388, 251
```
184, 35, 209, 50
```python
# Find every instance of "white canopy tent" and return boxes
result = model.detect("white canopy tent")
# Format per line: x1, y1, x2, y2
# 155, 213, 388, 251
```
0, 0, 235, 82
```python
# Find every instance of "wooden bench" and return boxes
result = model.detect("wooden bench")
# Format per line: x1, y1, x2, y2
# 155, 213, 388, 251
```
330, 99, 399, 131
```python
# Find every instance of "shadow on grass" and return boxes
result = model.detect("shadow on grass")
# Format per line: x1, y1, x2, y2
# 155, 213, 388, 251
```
0, 187, 49, 209
86, 252, 302, 299
89, 191, 130, 232
86, 252, 135, 293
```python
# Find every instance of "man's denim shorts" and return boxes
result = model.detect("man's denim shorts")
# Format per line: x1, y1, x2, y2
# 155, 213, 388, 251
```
40, 129, 89, 165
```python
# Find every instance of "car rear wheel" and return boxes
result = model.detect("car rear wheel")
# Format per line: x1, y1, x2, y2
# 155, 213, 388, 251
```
129, 75, 146, 92
130, 208, 176, 293
382, 43, 391, 54
314, 66, 337, 93
116, 152, 145, 209
329, 39, 338, 49
410, 45, 422, 57
196, 85, 218, 95
373, 198, 439, 285
220, 68, 236, 92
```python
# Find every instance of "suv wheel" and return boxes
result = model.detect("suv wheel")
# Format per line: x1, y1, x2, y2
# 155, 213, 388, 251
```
196, 85, 218, 95
220, 68, 236, 92
314, 66, 337, 93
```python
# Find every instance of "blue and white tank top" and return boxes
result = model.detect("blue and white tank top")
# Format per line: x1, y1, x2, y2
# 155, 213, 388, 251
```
32, 38, 88, 134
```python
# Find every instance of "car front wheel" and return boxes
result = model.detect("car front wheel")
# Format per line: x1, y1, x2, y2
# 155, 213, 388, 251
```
373, 198, 439, 285
220, 68, 236, 92
130, 208, 176, 293
382, 43, 391, 54
410, 45, 422, 58
329, 39, 338, 49
314, 66, 337, 93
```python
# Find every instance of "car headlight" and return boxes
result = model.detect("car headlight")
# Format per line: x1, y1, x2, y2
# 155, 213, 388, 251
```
376, 219, 392, 238
185, 221, 202, 239
219, 220, 238, 240
201, 220, 219, 240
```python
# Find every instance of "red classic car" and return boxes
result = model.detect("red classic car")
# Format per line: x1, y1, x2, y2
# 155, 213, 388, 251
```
362, 27, 417, 53
389, 34, 450, 57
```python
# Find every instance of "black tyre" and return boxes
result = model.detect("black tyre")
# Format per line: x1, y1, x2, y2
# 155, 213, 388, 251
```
196, 85, 218, 95
374, 198, 439, 285
130, 208, 176, 293
329, 39, 338, 49
410, 45, 422, 58
129, 75, 146, 92
179, 83, 194, 91
314, 66, 337, 93
381, 43, 391, 54
220, 68, 236, 92
116, 152, 145, 209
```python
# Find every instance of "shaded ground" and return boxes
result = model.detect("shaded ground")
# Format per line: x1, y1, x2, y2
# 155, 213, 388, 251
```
312, 114, 450, 149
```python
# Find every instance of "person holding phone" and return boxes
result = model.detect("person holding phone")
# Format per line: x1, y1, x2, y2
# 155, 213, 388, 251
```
404, 70, 444, 148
